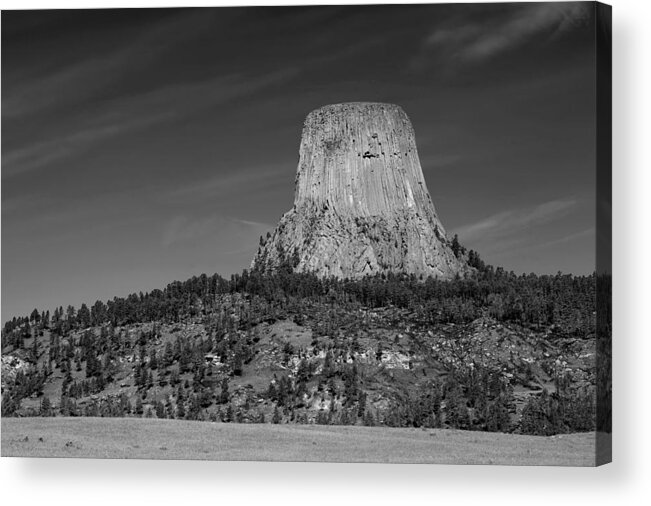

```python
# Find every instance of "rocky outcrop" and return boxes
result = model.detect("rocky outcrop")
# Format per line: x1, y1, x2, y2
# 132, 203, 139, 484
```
253, 102, 469, 279
1, 354, 30, 392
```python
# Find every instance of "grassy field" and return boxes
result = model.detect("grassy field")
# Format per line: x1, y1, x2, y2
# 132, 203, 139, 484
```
1, 417, 597, 466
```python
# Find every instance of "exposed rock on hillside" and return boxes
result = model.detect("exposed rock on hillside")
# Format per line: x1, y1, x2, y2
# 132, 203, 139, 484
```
1, 354, 30, 392
253, 102, 469, 279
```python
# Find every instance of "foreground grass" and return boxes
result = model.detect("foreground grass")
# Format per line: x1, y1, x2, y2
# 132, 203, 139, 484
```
2, 417, 597, 466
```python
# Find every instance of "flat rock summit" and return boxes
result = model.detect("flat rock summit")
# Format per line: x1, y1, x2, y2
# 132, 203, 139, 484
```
253, 102, 469, 279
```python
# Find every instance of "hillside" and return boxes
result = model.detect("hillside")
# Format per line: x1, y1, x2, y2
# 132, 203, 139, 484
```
1, 266, 597, 436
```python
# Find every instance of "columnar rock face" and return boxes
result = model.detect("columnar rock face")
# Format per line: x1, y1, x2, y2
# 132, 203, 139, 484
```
252, 102, 469, 279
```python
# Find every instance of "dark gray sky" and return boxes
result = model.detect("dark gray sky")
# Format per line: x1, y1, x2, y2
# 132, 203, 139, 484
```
2, 3, 597, 320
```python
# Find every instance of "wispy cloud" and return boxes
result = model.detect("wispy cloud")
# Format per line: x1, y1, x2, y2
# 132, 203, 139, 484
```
2, 10, 224, 120
232, 218, 274, 228
531, 226, 595, 250
419, 153, 464, 171
454, 198, 578, 242
161, 214, 271, 249
487, 226, 595, 268
2, 68, 299, 178
166, 162, 291, 203
411, 3, 590, 69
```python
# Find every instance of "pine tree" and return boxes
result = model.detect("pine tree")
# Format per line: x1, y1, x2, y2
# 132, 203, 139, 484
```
357, 390, 367, 419
451, 234, 461, 258
232, 347, 243, 376
163, 342, 174, 367
219, 377, 229, 404
486, 394, 511, 432
272, 405, 281, 424
155, 401, 166, 419
40, 396, 51, 417
149, 349, 158, 370
176, 400, 185, 419
28, 329, 39, 358
59, 394, 71, 416
77, 303, 91, 328
2, 393, 19, 416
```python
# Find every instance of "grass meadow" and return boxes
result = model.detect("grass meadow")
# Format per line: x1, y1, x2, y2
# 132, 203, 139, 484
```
1, 417, 598, 466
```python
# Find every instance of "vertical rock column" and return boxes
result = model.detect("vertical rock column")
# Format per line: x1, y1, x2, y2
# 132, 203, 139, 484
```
252, 102, 469, 280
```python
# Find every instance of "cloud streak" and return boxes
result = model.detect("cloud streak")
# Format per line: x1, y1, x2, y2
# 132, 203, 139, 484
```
166, 162, 291, 203
412, 3, 590, 69
161, 214, 270, 249
2, 68, 300, 178
454, 198, 578, 242
2, 10, 224, 120
529, 226, 595, 251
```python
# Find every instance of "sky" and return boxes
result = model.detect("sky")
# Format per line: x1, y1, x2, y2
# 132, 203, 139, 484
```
2, 3, 597, 320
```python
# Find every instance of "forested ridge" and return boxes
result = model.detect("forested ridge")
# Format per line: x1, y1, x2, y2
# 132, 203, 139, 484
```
2, 254, 604, 436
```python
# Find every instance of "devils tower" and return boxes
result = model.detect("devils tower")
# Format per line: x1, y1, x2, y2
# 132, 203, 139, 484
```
252, 102, 468, 279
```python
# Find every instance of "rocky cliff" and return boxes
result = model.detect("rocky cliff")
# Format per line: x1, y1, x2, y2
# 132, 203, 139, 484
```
253, 102, 469, 279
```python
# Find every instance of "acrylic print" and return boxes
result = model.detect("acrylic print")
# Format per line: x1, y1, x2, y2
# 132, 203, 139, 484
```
1, 2, 611, 465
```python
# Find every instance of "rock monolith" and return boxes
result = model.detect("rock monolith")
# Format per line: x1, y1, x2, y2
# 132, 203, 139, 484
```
252, 102, 469, 279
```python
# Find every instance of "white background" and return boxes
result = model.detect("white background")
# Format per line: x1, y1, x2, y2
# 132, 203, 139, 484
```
1, 0, 649, 504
